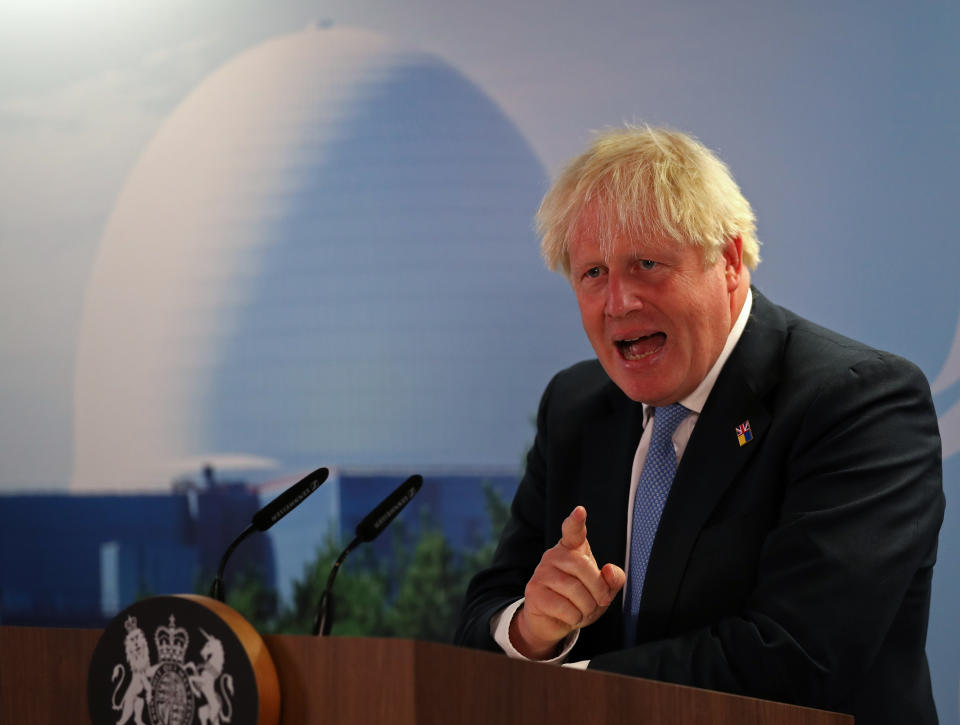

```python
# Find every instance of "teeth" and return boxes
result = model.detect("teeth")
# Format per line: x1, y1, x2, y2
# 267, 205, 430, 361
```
616, 332, 665, 361
616, 335, 651, 347
622, 347, 659, 361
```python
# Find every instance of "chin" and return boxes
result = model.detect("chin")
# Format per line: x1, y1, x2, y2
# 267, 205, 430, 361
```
602, 363, 670, 405
619, 371, 686, 405
614, 380, 663, 405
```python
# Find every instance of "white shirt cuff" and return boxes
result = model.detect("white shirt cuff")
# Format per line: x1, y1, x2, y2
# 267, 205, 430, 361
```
490, 598, 580, 663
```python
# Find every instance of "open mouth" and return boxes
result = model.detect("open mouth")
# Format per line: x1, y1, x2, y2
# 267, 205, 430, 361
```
616, 333, 666, 361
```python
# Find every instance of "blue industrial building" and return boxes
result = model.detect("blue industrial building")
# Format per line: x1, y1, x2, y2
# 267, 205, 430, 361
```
0, 469, 518, 627
0, 472, 273, 627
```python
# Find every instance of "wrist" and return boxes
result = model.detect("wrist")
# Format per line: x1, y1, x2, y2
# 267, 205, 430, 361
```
510, 605, 563, 660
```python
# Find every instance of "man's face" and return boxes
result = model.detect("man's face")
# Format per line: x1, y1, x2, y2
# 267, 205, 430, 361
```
568, 210, 743, 406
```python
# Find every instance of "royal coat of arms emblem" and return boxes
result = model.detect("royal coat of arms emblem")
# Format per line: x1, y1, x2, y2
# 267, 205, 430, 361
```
108, 614, 234, 725
89, 594, 276, 725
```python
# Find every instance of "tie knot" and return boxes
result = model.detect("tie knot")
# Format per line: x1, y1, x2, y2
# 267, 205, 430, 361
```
652, 403, 689, 438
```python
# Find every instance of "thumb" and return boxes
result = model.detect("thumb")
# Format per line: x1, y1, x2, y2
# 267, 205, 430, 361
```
601, 563, 626, 595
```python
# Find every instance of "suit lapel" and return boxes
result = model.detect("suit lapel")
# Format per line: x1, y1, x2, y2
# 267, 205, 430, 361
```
633, 291, 786, 641
575, 379, 645, 651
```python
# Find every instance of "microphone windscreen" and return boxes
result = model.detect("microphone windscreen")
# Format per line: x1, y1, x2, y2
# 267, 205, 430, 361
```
355, 474, 423, 542
252, 466, 329, 531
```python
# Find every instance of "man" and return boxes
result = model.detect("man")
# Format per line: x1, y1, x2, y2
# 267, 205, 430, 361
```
454, 126, 944, 724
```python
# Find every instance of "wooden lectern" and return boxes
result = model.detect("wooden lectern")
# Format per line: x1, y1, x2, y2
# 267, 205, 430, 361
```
0, 625, 852, 724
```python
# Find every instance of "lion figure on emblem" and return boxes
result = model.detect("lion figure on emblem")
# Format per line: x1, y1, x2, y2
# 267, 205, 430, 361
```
186, 628, 234, 725
112, 619, 157, 725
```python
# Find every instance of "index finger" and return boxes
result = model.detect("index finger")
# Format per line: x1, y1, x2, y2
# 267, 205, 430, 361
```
559, 505, 588, 550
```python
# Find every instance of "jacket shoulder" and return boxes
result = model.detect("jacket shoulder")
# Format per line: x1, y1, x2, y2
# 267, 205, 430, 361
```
750, 291, 930, 388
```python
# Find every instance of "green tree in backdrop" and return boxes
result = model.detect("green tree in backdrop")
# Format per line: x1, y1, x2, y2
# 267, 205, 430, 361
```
223, 480, 511, 641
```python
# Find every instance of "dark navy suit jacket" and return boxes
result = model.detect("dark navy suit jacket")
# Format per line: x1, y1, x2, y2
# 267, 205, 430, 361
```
455, 290, 944, 725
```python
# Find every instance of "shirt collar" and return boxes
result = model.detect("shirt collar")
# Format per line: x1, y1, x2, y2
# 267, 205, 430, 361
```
642, 287, 753, 422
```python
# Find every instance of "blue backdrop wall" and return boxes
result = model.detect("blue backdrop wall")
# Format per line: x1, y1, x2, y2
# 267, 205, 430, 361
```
0, 0, 957, 720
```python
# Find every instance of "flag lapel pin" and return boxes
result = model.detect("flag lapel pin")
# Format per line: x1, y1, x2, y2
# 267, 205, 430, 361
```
735, 420, 753, 447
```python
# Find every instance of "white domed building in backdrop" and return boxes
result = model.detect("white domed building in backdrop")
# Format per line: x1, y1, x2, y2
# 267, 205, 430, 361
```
72, 26, 588, 492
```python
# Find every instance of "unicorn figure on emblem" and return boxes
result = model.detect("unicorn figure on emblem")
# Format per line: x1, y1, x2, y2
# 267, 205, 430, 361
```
185, 628, 235, 725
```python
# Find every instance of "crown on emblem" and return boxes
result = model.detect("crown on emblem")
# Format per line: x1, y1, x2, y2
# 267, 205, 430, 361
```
154, 614, 189, 663
124, 615, 138, 633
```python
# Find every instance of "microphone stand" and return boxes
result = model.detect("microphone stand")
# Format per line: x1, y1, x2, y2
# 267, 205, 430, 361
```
312, 535, 361, 636
310, 474, 422, 636
209, 523, 255, 601
206, 466, 328, 602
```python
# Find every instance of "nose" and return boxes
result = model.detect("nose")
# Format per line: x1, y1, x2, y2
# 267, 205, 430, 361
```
605, 270, 642, 318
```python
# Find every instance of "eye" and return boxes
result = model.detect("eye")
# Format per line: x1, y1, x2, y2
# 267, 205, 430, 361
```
584, 266, 603, 279
639, 259, 657, 270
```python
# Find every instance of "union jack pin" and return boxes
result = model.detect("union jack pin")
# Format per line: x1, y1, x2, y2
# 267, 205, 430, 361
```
735, 420, 753, 447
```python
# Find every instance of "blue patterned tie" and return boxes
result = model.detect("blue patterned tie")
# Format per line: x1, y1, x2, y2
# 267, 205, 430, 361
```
625, 403, 690, 645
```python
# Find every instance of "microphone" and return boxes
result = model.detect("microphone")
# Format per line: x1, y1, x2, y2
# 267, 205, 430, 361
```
209, 465, 329, 602
356, 473, 424, 542
312, 474, 423, 636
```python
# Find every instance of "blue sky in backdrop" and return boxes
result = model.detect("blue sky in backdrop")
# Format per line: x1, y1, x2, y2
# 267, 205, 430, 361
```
1, 1, 958, 720
2, 0, 957, 488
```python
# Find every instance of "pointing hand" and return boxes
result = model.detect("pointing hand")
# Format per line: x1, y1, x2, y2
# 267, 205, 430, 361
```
510, 506, 626, 659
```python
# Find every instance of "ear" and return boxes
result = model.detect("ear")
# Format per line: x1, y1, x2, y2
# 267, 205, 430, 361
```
722, 236, 744, 292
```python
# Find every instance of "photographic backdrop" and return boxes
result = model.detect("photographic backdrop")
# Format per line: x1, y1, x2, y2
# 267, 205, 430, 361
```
1, 0, 958, 719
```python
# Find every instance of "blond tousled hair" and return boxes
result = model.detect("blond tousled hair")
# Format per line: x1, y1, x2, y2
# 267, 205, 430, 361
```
537, 125, 761, 276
